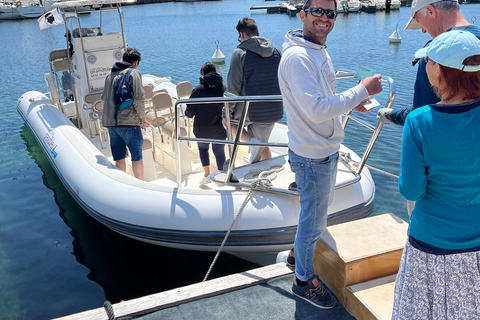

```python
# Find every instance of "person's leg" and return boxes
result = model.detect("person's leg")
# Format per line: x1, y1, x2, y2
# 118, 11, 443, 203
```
132, 160, 144, 180
116, 158, 127, 171
247, 123, 275, 163
288, 149, 338, 309
212, 143, 226, 171
197, 142, 211, 176
107, 127, 128, 172
288, 150, 338, 282
123, 127, 144, 180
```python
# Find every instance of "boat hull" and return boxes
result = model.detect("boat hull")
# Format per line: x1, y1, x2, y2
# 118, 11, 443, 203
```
18, 91, 375, 253
0, 4, 43, 20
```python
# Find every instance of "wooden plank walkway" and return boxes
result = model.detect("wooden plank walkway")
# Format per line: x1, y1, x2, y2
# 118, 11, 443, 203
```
53, 263, 296, 320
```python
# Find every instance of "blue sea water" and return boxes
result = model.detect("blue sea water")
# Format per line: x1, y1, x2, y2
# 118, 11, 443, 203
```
1, 1, 480, 319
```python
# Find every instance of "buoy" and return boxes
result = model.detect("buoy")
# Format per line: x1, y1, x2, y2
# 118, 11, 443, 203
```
389, 23, 402, 43
211, 40, 225, 64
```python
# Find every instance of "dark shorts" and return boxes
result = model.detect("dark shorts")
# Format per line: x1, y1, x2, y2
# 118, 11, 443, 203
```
107, 126, 143, 162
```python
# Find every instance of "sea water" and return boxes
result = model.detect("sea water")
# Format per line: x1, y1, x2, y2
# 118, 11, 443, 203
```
1, 1, 480, 319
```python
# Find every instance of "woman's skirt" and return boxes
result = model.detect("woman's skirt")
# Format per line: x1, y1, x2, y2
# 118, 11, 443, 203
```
392, 240, 480, 320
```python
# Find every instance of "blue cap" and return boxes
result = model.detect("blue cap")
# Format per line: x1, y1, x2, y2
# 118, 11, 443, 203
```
414, 30, 480, 72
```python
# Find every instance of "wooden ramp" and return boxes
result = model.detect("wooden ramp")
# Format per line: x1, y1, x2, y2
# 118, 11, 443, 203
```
314, 213, 408, 319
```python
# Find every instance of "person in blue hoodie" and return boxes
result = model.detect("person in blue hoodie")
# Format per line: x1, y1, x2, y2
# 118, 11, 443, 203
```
185, 62, 227, 185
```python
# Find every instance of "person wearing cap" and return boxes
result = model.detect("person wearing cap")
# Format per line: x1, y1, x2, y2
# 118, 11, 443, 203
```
377, 0, 480, 126
392, 30, 480, 320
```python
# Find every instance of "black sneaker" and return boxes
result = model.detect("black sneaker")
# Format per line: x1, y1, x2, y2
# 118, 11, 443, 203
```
291, 275, 338, 309
286, 248, 295, 271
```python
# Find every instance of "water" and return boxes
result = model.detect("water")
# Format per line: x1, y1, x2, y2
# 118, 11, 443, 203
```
1, 2, 480, 319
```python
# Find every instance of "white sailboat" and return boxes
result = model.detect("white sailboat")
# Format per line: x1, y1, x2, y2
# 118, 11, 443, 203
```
17, 0, 396, 253
0, 0, 44, 20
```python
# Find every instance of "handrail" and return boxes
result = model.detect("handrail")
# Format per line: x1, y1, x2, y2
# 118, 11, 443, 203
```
173, 70, 396, 188
174, 94, 284, 187
338, 70, 395, 175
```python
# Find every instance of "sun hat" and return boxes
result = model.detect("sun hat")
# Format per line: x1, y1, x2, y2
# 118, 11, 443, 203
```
404, 0, 458, 30
414, 30, 480, 72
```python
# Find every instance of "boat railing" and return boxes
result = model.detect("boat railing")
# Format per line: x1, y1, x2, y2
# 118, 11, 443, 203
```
173, 70, 395, 188
336, 70, 395, 175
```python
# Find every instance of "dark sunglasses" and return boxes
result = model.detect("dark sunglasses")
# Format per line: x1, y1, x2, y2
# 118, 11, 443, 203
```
304, 7, 337, 19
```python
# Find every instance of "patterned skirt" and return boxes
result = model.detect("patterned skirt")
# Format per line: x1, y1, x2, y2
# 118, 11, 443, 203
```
392, 240, 480, 320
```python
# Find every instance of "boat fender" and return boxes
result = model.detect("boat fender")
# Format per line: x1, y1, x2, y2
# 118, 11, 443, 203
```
16, 1, 21, 6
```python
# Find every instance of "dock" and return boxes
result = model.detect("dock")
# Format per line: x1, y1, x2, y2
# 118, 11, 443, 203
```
53, 213, 408, 320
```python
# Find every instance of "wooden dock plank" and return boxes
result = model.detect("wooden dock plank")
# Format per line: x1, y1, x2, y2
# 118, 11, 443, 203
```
53, 263, 293, 320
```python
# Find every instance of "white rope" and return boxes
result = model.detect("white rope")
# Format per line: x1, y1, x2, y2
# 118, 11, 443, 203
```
202, 166, 284, 282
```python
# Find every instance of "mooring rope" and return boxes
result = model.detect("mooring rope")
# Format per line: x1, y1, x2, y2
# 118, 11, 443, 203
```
365, 164, 399, 179
203, 166, 284, 282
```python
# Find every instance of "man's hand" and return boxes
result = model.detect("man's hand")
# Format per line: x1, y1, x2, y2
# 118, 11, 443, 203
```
141, 121, 149, 130
377, 108, 395, 125
361, 74, 383, 96
353, 98, 372, 113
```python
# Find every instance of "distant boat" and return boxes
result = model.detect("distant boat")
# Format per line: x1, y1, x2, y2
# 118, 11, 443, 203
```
361, 0, 376, 12
337, 0, 361, 13
0, 0, 44, 20
389, 23, 402, 43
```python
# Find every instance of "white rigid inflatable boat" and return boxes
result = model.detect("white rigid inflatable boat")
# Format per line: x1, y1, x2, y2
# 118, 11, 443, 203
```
17, 0, 395, 253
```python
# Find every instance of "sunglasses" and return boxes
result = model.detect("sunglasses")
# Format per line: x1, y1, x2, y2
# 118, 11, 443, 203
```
304, 7, 337, 19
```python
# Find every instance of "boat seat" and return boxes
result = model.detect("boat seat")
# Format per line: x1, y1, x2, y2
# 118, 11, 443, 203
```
143, 84, 155, 110
84, 93, 103, 137
142, 137, 156, 181
161, 121, 192, 176
49, 49, 69, 73
71, 27, 100, 38
175, 81, 193, 100
175, 81, 194, 135
45, 73, 61, 108
145, 91, 174, 129
84, 93, 103, 104
92, 100, 108, 149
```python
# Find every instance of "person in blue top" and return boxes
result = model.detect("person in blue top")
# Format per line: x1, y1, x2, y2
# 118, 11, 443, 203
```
376, 0, 480, 126
392, 30, 480, 320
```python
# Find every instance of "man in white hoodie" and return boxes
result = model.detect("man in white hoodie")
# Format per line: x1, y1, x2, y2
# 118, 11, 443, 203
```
278, 0, 383, 309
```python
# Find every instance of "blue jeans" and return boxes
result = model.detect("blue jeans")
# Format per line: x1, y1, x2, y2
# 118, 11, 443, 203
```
288, 149, 338, 282
108, 126, 143, 161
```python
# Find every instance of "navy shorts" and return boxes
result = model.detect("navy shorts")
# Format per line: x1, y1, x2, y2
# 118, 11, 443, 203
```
107, 126, 143, 162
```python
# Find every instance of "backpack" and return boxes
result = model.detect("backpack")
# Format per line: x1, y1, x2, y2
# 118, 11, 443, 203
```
114, 68, 134, 110
113, 68, 134, 125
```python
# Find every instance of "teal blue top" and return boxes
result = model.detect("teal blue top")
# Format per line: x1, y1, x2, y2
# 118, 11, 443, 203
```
400, 99, 480, 250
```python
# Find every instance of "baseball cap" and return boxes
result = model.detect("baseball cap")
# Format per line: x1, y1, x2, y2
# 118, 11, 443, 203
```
404, 0, 458, 30
414, 30, 480, 72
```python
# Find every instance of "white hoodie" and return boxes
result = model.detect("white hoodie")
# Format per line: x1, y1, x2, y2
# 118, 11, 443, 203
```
278, 30, 368, 159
